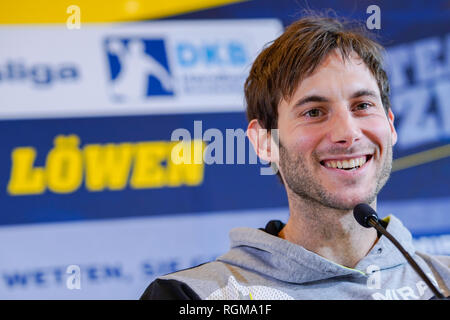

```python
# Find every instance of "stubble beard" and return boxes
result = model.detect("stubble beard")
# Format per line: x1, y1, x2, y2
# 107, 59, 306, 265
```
278, 139, 393, 212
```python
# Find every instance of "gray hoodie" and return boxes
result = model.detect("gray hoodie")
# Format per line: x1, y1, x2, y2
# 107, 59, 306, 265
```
140, 215, 450, 300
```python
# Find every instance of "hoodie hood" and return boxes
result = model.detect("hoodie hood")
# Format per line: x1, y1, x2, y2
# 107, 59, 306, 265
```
217, 215, 416, 284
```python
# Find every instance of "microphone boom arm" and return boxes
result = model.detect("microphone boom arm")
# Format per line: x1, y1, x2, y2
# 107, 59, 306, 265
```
367, 217, 445, 300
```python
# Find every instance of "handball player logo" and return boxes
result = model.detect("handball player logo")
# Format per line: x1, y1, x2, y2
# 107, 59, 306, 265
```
104, 37, 174, 102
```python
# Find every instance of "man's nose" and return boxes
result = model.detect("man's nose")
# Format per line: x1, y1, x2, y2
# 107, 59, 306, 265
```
328, 109, 362, 147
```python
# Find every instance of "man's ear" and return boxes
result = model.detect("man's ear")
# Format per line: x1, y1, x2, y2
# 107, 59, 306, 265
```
387, 109, 398, 146
247, 119, 279, 164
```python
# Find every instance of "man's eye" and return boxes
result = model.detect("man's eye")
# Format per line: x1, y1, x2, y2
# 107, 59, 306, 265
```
304, 109, 323, 117
355, 103, 371, 111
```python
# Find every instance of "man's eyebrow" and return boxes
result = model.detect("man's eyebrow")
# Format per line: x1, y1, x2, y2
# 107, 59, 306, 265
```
350, 89, 379, 99
293, 95, 329, 108
293, 89, 379, 108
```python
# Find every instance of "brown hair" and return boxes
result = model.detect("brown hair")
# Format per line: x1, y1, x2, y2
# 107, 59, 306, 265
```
245, 15, 390, 131
244, 15, 390, 182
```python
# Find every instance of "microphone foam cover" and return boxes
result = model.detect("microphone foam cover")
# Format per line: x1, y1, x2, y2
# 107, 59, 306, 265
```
353, 203, 379, 228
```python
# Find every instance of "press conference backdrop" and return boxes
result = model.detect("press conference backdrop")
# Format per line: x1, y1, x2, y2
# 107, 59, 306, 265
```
0, 0, 449, 299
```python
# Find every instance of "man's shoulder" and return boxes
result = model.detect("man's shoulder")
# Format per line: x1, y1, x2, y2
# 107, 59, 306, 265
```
416, 251, 450, 268
139, 278, 202, 300
140, 260, 240, 300
431, 254, 450, 267
416, 251, 450, 297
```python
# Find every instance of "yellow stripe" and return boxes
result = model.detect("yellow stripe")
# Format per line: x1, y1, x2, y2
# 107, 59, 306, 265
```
0, 0, 246, 24
336, 264, 366, 276
392, 143, 450, 172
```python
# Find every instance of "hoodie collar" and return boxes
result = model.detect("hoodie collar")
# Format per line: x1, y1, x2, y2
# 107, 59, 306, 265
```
217, 215, 416, 284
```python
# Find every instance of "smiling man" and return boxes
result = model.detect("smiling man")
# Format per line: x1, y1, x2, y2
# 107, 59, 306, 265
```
141, 16, 450, 300
247, 47, 398, 269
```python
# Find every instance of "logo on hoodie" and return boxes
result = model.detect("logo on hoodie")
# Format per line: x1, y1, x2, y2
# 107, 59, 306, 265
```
206, 276, 294, 300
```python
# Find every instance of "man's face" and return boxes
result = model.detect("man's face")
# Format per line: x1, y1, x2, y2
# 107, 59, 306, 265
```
276, 50, 397, 210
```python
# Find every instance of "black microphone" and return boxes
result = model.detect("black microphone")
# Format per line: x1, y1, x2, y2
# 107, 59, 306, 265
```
353, 203, 445, 300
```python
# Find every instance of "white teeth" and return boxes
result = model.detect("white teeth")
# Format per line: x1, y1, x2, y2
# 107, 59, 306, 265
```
323, 156, 367, 169
342, 160, 350, 169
